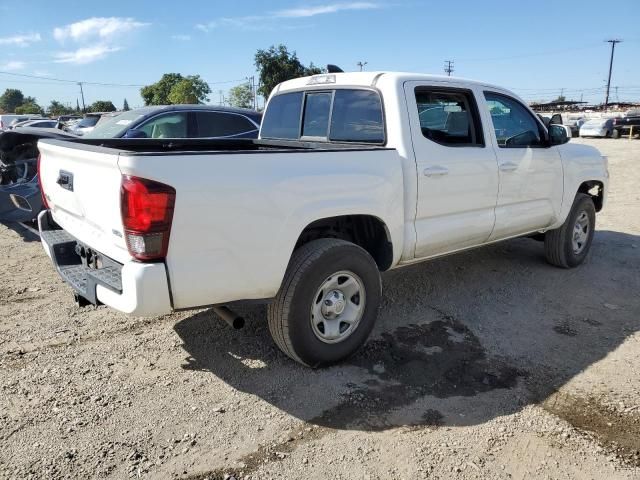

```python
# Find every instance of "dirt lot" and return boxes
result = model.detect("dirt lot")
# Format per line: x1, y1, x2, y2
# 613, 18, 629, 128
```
1, 138, 639, 480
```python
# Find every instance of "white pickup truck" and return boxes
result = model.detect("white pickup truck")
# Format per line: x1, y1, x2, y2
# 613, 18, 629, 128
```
37, 71, 608, 366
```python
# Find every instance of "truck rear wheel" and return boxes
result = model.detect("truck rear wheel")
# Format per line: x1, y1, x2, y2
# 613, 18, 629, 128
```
268, 238, 382, 367
544, 193, 595, 268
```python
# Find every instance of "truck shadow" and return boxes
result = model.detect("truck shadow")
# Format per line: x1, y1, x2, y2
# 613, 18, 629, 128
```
0, 221, 40, 242
174, 230, 640, 432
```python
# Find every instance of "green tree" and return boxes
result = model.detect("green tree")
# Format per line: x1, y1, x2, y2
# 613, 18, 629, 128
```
47, 100, 73, 117
15, 102, 43, 115
167, 75, 211, 104
140, 73, 184, 105
123, 98, 130, 111
0, 88, 25, 113
228, 83, 254, 109
254, 45, 320, 97
89, 100, 116, 112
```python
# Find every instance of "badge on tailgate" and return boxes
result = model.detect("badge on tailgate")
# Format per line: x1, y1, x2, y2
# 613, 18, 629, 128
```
56, 170, 74, 191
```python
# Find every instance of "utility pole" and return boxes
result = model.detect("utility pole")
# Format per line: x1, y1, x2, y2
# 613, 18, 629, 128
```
246, 76, 257, 110
604, 39, 622, 111
444, 60, 454, 76
356, 61, 368, 72
77, 82, 86, 113
219, 90, 224, 106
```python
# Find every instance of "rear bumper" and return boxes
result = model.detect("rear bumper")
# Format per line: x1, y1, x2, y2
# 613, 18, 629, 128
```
38, 210, 172, 316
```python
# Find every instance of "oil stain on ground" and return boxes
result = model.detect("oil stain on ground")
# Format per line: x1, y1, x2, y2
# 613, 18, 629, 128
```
315, 318, 522, 430
543, 392, 640, 467
186, 315, 522, 479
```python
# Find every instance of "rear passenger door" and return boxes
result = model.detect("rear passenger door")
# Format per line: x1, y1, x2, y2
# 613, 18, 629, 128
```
405, 82, 499, 258
194, 111, 259, 138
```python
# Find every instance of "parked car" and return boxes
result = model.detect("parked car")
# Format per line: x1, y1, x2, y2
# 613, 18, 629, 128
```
562, 115, 586, 137
37, 71, 607, 367
6, 116, 46, 130
0, 114, 44, 131
83, 105, 262, 140
56, 115, 82, 123
612, 114, 640, 139
579, 118, 614, 138
12, 119, 59, 130
65, 113, 102, 136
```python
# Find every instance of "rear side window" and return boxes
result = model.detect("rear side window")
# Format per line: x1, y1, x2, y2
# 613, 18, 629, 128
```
260, 92, 303, 139
330, 90, 384, 143
415, 89, 483, 146
195, 112, 257, 138
261, 89, 384, 144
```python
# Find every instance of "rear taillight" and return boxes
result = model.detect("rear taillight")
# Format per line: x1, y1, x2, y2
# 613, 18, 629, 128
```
120, 175, 176, 261
37, 154, 50, 209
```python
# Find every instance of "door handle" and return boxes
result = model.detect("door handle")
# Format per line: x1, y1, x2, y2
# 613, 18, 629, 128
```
424, 166, 449, 177
499, 162, 518, 172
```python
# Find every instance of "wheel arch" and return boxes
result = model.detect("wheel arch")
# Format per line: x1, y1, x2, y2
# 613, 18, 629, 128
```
294, 214, 394, 271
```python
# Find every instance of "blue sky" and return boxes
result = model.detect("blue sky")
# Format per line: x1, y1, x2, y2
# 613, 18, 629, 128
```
1, 0, 639, 109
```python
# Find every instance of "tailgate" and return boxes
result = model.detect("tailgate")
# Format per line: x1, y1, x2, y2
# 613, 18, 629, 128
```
38, 140, 130, 263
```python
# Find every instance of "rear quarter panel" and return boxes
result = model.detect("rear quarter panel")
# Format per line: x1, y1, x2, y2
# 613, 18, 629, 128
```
117, 149, 405, 308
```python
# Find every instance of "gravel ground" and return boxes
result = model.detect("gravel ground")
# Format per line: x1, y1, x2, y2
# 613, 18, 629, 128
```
1, 138, 639, 480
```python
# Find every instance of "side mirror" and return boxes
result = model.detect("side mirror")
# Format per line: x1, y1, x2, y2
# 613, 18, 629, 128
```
123, 128, 148, 139
549, 124, 570, 146
550, 113, 563, 125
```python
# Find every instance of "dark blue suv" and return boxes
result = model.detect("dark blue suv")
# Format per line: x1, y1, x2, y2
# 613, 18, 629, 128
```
84, 105, 262, 140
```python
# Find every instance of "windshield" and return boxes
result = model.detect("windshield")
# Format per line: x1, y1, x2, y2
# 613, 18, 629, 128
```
77, 116, 100, 128
84, 110, 146, 138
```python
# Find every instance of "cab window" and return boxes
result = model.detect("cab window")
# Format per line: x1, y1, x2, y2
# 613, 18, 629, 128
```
484, 92, 545, 148
414, 88, 483, 147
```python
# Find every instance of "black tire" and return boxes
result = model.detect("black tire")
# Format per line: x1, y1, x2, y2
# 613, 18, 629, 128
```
544, 193, 596, 268
612, 129, 620, 139
267, 238, 382, 367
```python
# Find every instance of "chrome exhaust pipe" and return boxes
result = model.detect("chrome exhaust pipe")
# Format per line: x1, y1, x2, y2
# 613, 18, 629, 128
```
212, 306, 245, 330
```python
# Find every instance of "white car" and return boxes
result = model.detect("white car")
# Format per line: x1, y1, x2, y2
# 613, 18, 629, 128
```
579, 118, 614, 138
37, 71, 608, 366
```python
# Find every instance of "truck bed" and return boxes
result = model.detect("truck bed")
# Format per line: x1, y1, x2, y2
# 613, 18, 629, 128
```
57, 137, 393, 154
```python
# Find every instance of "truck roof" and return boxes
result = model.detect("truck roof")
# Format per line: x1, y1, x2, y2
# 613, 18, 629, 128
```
275, 71, 516, 98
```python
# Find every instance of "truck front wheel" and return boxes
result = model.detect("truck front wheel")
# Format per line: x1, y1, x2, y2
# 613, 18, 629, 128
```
544, 193, 596, 268
268, 239, 382, 367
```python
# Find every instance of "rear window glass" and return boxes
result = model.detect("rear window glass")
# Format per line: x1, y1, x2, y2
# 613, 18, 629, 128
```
260, 92, 303, 139
261, 89, 384, 143
302, 92, 331, 137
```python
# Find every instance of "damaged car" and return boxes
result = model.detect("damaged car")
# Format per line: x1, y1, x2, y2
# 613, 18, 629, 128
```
0, 128, 76, 222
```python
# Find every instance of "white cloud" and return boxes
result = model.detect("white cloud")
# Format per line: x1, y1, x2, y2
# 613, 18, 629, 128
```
1, 61, 26, 70
0, 33, 41, 47
171, 34, 191, 41
54, 45, 121, 65
53, 17, 149, 43
196, 2, 380, 31
274, 2, 379, 18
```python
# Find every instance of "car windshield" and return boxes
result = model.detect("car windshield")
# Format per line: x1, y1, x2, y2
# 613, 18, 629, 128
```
77, 116, 101, 128
583, 119, 607, 127
84, 110, 146, 138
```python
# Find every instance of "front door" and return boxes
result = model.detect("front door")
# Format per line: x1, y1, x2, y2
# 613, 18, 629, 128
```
405, 81, 499, 259
480, 91, 564, 240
